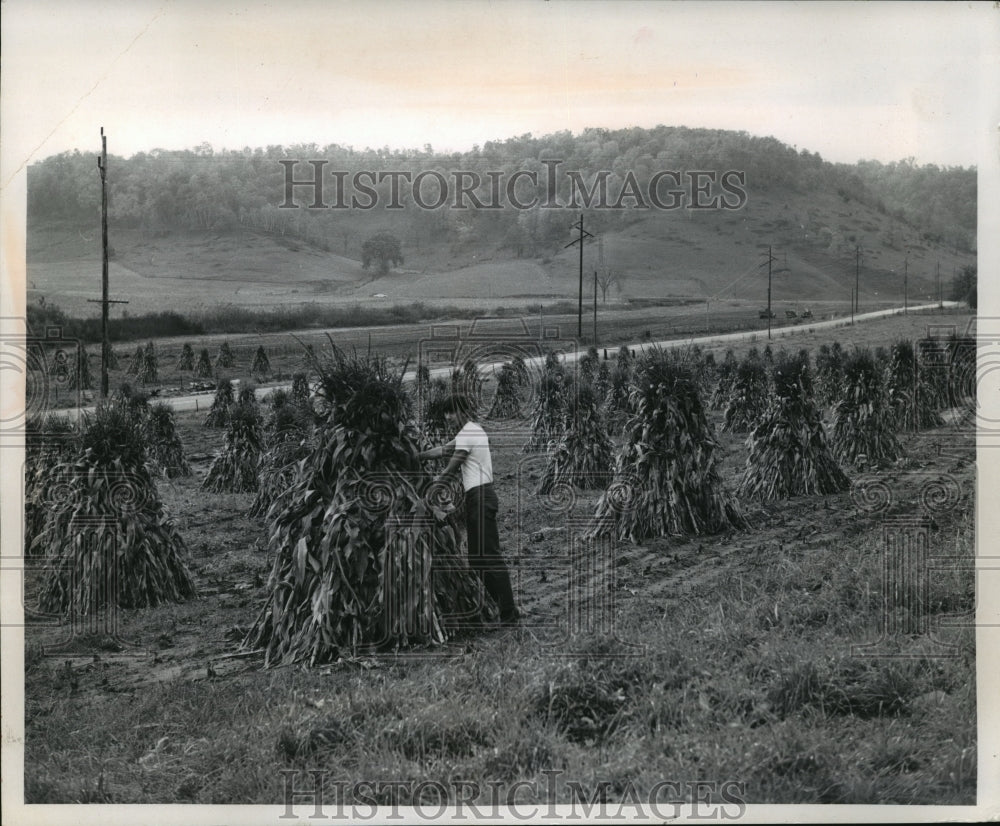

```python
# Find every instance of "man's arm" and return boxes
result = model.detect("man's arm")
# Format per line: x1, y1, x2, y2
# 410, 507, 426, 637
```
437, 448, 469, 482
417, 439, 456, 462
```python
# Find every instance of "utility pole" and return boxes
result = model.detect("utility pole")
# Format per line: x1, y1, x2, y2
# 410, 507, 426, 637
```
565, 214, 594, 339
89, 128, 128, 398
759, 246, 784, 340
851, 288, 855, 325
593, 270, 598, 345
936, 261, 941, 308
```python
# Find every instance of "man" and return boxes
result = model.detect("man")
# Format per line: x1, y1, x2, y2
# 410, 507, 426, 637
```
418, 393, 520, 626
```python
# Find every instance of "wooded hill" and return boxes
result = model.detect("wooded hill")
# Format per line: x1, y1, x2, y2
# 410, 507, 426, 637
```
26, 126, 976, 315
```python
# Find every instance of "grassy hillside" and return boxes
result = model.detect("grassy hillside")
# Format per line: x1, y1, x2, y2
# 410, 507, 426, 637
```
27, 183, 973, 318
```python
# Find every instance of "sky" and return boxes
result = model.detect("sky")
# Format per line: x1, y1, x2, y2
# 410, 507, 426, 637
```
2, 0, 997, 172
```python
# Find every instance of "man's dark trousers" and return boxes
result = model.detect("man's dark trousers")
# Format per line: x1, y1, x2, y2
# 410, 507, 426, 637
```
464, 483, 518, 622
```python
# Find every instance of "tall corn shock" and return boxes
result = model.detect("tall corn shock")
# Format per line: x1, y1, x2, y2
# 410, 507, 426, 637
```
203, 402, 264, 493
607, 345, 634, 415
832, 348, 902, 467
737, 352, 849, 501
886, 340, 944, 432
126, 345, 144, 377
249, 394, 315, 519
33, 401, 195, 612
145, 402, 191, 478
537, 381, 613, 494
421, 377, 451, 445
139, 341, 158, 384
244, 346, 485, 665
216, 341, 236, 369
195, 348, 213, 378
178, 343, 194, 371
251, 345, 271, 380
524, 355, 568, 453
486, 362, 524, 420
24, 415, 77, 557
709, 349, 737, 410
67, 347, 93, 392
722, 353, 770, 433
204, 379, 235, 427
590, 350, 745, 542
814, 342, 845, 409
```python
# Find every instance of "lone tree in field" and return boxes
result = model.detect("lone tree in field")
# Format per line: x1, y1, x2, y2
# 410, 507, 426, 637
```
144, 402, 191, 478
537, 381, 613, 494
885, 340, 944, 431
216, 341, 236, 371
832, 348, 902, 467
205, 378, 235, 427
32, 401, 195, 612
361, 232, 404, 275
710, 349, 738, 410
178, 343, 195, 371
203, 400, 264, 493
590, 350, 744, 541
722, 352, 770, 433
195, 347, 213, 378
737, 352, 849, 501
243, 346, 485, 665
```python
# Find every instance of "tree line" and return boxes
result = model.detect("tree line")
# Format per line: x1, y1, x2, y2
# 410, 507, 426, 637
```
28, 126, 976, 257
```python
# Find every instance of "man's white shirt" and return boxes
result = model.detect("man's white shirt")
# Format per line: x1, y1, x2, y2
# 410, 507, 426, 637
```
453, 421, 493, 492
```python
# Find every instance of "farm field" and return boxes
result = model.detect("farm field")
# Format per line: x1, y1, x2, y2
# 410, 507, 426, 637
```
22, 313, 977, 807
45, 304, 964, 411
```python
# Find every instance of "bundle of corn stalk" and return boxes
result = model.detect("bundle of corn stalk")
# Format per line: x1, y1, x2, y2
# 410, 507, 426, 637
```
249, 392, 315, 518
832, 348, 902, 467
590, 349, 745, 542
126, 345, 144, 377
203, 401, 264, 493
607, 345, 634, 413
144, 402, 191, 478
291, 372, 310, 402
709, 349, 738, 410
814, 342, 846, 409
737, 352, 849, 500
177, 343, 194, 371
451, 359, 483, 407
243, 345, 486, 665
137, 342, 158, 384
421, 377, 452, 444
537, 381, 613, 494
524, 353, 568, 452
251, 345, 271, 380
67, 347, 93, 391
103, 342, 119, 370
195, 348, 213, 378
578, 346, 600, 389
32, 400, 195, 612
204, 379, 235, 427
24, 414, 77, 556
486, 362, 524, 420
885, 340, 944, 432
722, 352, 770, 433
216, 341, 236, 369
